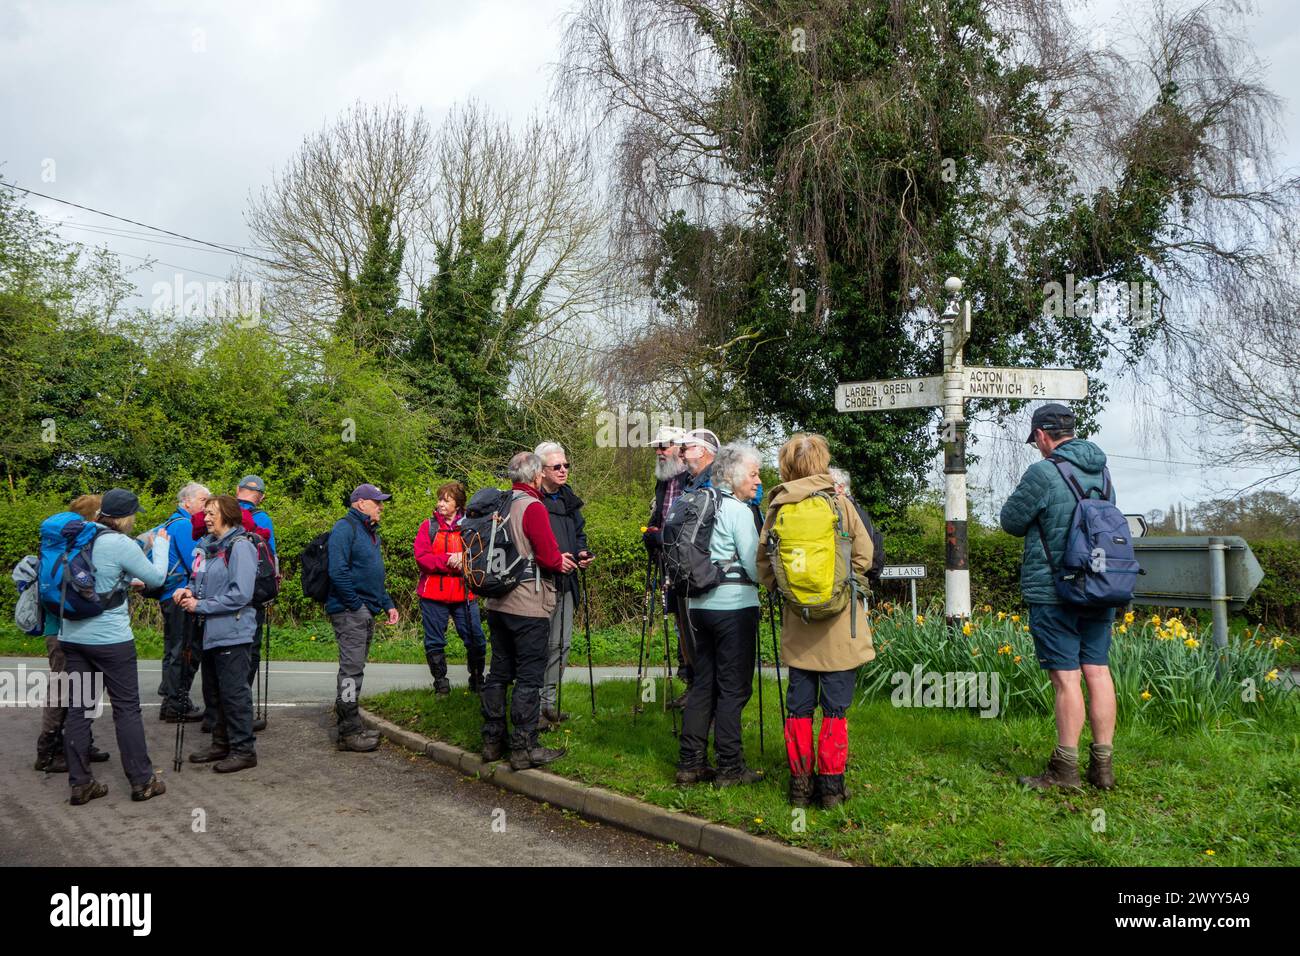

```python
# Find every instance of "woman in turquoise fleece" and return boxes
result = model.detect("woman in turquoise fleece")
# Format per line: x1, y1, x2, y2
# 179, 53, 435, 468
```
676, 443, 764, 787
59, 488, 169, 806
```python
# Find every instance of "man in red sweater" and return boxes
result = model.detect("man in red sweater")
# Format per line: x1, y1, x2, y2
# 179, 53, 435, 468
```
480, 451, 576, 770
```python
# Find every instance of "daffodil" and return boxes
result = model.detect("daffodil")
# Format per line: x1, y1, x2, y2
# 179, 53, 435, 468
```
1022, 625, 1030, 633
962, 622, 973, 636
916, 614, 925, 625
1117, 624, 1128, 634
1272, 636, 1286, 650
997, 611, 1006, 622
1184, 637, 1200, 649
1265, 669, 1280, 683
1013, 655, 1022, 664
1010, 614, 1020, 623
1124, 611, 1135, 625
1150, 614, 1161, 627
982, 604, 992, 613
1141, 689, 1152, 701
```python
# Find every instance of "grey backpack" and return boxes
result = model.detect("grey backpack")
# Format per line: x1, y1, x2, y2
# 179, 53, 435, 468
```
12, 554, 44, 635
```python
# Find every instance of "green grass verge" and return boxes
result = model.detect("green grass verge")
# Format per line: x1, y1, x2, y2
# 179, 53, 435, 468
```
366, 678, 1300, 866
0, 620, 650, 666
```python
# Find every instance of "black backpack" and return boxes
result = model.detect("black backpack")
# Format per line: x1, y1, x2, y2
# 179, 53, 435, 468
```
299, 531, 332, 604
850, 498, 885, 582
216, 531, 280, 607
662, 487, 751, 596
461, 488, 538, 598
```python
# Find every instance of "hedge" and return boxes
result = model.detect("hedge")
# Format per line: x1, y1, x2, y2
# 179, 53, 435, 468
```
2, 487, 1298, 632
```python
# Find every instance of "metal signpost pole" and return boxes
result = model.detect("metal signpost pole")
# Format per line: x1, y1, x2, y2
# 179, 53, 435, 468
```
1208, 536, 1230, 677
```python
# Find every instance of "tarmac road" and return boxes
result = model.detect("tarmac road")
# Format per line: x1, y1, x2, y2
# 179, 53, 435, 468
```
0, 657, 713, 867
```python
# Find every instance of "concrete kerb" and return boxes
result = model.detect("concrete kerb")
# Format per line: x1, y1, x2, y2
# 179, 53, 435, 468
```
359, 707, 847, 868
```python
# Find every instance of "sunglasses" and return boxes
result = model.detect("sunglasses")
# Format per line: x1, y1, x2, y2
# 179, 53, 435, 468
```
547, 463, 571, 471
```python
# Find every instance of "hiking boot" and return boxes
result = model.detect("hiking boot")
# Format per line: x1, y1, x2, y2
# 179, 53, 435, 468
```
337, 732, 380, 753
816, 774, 850, 808
713, 766, 763, 788
542, 707, 570, 724
252, 717, 268, 732
666, 690, 689, 711
70, 780, 108, 806
1018, 750, 1083, 790
189, 745, 230, 764
214, 752, 258, 774
161, 706, 205, 723
35, 751, 68, 773
88, 744, 110, 763
674, 764, 717, 785
131, 773, 167, 801
434, 678, 451, 697
481, 738, 508, 762
788, 774, 816, 807
509, 746, 566, 770
1087, 745, 1116, 790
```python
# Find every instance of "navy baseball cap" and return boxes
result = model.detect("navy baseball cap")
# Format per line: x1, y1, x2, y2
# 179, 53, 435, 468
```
350, 483, 392, 503
99, 488, 141, 518
1026, 404, 1076, 443
238, 475, 266, 494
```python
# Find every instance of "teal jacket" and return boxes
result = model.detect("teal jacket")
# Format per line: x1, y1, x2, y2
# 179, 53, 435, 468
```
999, 439, 1114, 605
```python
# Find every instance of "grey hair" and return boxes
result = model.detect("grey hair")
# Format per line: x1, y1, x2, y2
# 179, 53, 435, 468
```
508, 451, 543, 484
713, 443, 762, 494
533, 441, 565, 461
178, 481, 210, 507
828, 467, 850, 495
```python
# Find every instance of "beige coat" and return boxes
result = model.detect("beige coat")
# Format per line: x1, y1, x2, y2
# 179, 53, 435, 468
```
756, 474, 876, 672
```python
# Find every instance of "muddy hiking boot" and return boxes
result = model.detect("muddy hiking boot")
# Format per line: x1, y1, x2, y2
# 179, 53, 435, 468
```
675, 760, 717, 785
509, 745, 566, 771
131, 773, 167, 801
69, 780, 108, 806
788, 774, 815, 807
337, 731, 380, 753
816, 774, 850, 808
713, 766, 763, 789
1087, 744, 1116, 790
214, 752, 258, 774
1018, 748, 1083, 790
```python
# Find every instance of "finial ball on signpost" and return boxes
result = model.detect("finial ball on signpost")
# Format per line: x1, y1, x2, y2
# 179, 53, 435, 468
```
944, 276, 963, 295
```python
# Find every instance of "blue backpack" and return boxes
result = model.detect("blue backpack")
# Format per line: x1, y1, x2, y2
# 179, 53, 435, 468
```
1037, 458, 1142, 607
37, 512, 129, 623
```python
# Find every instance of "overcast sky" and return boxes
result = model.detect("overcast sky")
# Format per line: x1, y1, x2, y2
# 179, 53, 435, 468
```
2, 0, 1297, 519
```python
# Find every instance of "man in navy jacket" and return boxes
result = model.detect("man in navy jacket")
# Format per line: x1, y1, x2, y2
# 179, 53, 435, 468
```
327, 483, 399, 751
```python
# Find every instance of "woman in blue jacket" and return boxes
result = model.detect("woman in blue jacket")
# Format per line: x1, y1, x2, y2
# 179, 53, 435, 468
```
59, 489, 169, 806
174, 495, 260, 773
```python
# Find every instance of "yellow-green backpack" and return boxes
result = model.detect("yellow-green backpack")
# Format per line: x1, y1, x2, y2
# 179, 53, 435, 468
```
765, 491, 862, 635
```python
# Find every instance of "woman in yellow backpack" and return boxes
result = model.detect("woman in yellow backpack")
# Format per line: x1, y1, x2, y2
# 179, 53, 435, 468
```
757, 433, 875, 808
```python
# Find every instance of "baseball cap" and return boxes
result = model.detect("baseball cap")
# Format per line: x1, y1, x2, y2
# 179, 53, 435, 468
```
681, 428, 720, 454
238, 475, 266, 494
350, 483, 392, 503
99, 488, 141, 518
1025, 404, 1076, 443
649, 425, 687, 448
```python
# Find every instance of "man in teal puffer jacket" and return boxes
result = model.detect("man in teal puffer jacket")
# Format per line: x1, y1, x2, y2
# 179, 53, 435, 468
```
1000, 404, 1118, 792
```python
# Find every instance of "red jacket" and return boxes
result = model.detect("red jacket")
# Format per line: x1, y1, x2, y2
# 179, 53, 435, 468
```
511, 483, 565, 573
413, 512, 471, 602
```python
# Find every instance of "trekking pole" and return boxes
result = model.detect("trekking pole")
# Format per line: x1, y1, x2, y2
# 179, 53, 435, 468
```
633, 552, 653, 718
581, 567, 595, 716
662, 587, 677, 737
768, 593, 786, 719
255, 617, 264, 723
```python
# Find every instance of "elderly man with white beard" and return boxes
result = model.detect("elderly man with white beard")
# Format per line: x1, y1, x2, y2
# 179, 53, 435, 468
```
642, 426, 694, 707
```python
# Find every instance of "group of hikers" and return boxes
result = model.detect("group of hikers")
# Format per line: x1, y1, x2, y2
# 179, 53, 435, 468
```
22, 401, 1126, 810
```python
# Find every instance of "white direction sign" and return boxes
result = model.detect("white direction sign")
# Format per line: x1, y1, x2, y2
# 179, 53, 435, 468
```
879, 565, 927, 579
964, 367, 1088, 401
835, 376, 942, 412
837, 367, 1088, 412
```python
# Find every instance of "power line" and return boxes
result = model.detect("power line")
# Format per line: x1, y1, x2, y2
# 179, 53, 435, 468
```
1, 179, 283, 269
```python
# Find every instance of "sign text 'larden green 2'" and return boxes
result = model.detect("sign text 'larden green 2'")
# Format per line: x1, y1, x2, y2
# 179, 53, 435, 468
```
836, 278, 1089, 623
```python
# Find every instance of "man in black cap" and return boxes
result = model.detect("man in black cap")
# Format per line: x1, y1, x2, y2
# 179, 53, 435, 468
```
1000, 404, 1119, 792
325, 483, 400, 752
235, 475, 276, 729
